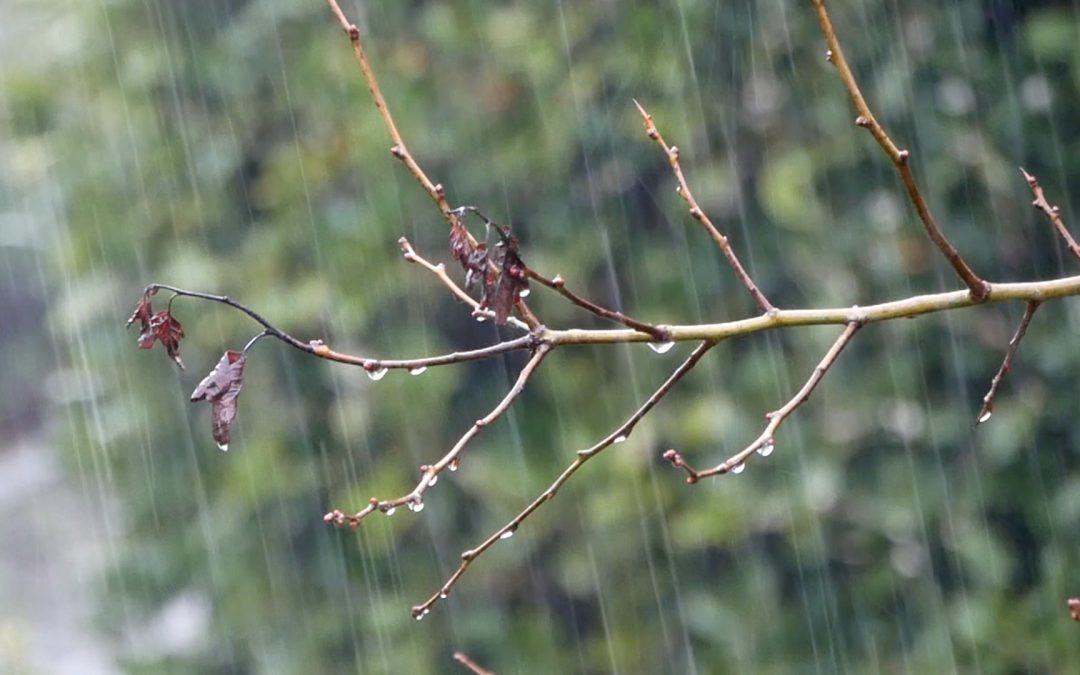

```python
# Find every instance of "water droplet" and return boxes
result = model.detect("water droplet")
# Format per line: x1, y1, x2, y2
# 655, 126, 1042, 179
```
429, 475, 438, 486
415, 613, 425, 621
977, 410, 992, 424
757, 440, 774, 457
449, 460, 459, 472
407, 499, 425, 513
475, 315, 487, 323
613, 435, 627, 444
518, 288, 531, 298
439, 592, 448, 599
731, 462, 746, 475
366, 367, 388, 381
383, 506, 396, 516
216, 442, 229, 452
499, 528, 515, 540
648, 341, 675, 354
409, 366, 427, 376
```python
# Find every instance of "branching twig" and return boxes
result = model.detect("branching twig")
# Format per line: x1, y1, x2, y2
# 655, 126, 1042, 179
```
325, 344, 551, 529
1020, 168, 1080, 261
148, 284, 536, 373
453, 652, 495, 675
633, 100, 776, 315
976, 300, 1040, 425
665, 322, 860, 481
409, 341, 715, 618
525, 267, 671, 341
810, 0, 990, 302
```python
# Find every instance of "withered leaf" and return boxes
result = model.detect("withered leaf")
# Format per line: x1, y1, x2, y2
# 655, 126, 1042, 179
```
190, 350, 246, 451
126, 288, 157, 332
449, 220, 472, 263
138, 311, 186, 369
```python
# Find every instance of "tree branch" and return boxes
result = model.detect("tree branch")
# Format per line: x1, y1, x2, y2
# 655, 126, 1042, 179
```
325, 344, 551, 529
633, 100, 776, 315
976, 300, 1040, 425
453, 652, 495, 675
810, 0, 990, 302
665, 322, 860, 481
1021, 168, 1080, 261
409, 341, 715, 618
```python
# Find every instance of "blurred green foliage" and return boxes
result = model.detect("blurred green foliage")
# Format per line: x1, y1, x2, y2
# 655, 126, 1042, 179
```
4, 0, 1080, 672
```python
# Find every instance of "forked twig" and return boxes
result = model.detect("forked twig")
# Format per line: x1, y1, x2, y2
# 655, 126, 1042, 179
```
325, 344, 551, 528
976, 300, 1040, 425
410, 341, 716, 618
665, 322, 861, 481
633, 100, 776, 315
810, 0, 990, 302
1021, 168, 1080, 261
525, 268, 671, 341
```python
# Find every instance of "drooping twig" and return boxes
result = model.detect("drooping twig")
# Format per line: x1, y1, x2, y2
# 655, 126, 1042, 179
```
810, 0, 990, 302
1020, 168, 1080, 261
665, 322, 860, 481
976, 301, 1040, 425
410, 341, 715, 617
453, 652, 495, 675
633, 100, 776, 315
325, 344, 551, 529
146, 284, 537, 373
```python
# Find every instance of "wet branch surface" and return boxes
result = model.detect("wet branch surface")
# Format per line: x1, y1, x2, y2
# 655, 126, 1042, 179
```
125, 0, 1080, 626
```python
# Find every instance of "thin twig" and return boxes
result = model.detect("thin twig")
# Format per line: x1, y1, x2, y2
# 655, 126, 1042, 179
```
399, 237, 531, 332
325, 344, 551, 529
976, 300, 1040, 425
525, 267, 671, 341
1020, 168, 1080, 261
147, 284, 536, 372
633, 100, 776, 315
665, 322, 860, 481
410, 341, 715, 617
453, 652, 495, 675
810, 0, 990, 302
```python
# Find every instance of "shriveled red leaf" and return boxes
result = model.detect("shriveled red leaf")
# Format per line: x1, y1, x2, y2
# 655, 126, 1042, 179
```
487, 247, 528, 325
449, 220, 472, 263
190, 350, 246, 451
125, 289, 157, 332
463, 243, 490, 291
138, 310, 186, 369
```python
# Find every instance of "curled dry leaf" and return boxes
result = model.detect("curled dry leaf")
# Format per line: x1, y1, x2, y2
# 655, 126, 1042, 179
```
127, 289, 185, 369
190, 350, 246, 451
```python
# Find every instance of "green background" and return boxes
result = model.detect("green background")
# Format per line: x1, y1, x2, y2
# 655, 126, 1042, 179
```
3, 0, 1080, 672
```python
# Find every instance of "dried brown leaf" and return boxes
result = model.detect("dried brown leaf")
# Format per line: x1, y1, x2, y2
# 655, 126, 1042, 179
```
190, 350, 246, 451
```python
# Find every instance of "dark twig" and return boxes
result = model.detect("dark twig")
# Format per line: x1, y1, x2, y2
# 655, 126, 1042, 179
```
633, 100, 776, 315
453, 652, 495, 675
410, 341, 715, 618
976, 301, 1040, 425
665, 322, 860, 481
147, 284, 536, 373
1021, 168, 1080, 261
810, 0, 990, 302
324, 344, 552, 530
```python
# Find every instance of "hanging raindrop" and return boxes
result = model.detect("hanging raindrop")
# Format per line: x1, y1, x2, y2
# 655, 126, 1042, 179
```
731, 462, 746, 474
648, 341, 675, 354
366, 367, 388, 381
977, 410, 992, 424
757, 440, 775, 457
383, 506, 396, 516
217, 442, 229, 452
519, 288, 531, 298
449, 459, 459, 472
475, 315, 487, 323
499, 528, 516, 540
409, 366, 427, 376
408, 499, 425, 513
429, 475, 438, 486
613, 435, 628, 444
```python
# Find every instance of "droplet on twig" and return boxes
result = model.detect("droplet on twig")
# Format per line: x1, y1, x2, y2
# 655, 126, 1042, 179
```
613, 435, 628, 444
731, 462, 746, 475
429, 474, 438, 486
383, 506, 396, 516
757, 439, 775, 457
366, 367, 388, 381
407, 499, 425, 513
409, 366, 427, 376
648, 341, 675, 354
518, 288, 531, 298
499, 528, 516, 540
977, 410, 992, 425
449, 459, 459, 472
217, 441, 229, 452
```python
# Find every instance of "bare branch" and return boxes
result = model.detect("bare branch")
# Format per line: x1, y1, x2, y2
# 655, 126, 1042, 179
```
633, 100, 776, 315
453, 652, 495, 675
1020, 168, 1080, 261
410, 341, 715, 618
810, 0, 990, 302
665, 322, 860, 481
325, 344, 552, 529
976, 301, 1040, 425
